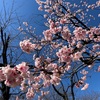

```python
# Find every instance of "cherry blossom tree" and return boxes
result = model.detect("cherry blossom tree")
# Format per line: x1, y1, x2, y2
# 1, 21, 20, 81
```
0, 0, 100, 100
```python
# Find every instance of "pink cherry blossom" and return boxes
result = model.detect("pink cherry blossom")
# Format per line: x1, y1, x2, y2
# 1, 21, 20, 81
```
20, 39, 36, 53
26, 88, 35, 99
0, 70, 6, 81
16, 62, 29, 73
73, 52, 82, 61
35, 57, 41, 68
73, 27, 87, 40
43, 29, 52, 41
80, 70, 88, 75
81, 76, 86, 81
61, 26, 71, 41
23, 22, 28, 26
56, 46, 72, 63
81, 83, 89, 90
75, 80, 84, 88
98, 66, 100, 72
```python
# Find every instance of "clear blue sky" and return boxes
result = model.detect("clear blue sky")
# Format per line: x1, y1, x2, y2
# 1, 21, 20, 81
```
0, 0, 100, 97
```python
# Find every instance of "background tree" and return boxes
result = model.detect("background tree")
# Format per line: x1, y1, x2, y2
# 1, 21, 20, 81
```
0, 0, 30, 99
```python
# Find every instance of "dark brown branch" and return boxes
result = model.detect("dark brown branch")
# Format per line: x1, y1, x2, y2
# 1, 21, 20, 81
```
60, 4, 90, 30
70, 76, 75, 100
52, 84, 65, 99
1, 27, 5, 45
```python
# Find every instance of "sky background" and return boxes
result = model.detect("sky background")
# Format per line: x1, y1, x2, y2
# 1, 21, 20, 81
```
0, 0, 100, 97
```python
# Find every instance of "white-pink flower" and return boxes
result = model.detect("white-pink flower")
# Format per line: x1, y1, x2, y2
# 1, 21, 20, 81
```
56, 46, 72, 63
26, 88, 35, 99
80, 69, 88, 75
43, 29, 52, 41
23, 22, 28, 26
35, 57, 41, 68
20, 39, 36, 53
0, 70, 6, 81
81, 76, 86, 81
73, 27, 87, 40
73, 52, 82, 61
65, 65, 71, 71
81, 83, 89, 90
16, 62, 29, 73
98, 66, 100, 72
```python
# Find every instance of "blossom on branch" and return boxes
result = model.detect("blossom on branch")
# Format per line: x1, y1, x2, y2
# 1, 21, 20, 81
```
20, 39, 36, 53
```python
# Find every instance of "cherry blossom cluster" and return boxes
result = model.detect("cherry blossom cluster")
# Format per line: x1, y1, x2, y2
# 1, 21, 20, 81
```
0, 62, 61, 99
20, 39, 36, 53
0, 62, 29, 87
43, 20, 62, 41
56, 46, 72, 63
73, 27, 87, 41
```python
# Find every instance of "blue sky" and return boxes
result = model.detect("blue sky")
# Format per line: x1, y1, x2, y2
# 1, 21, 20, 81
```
0, 0, 100, 97
0, 0, 38, 19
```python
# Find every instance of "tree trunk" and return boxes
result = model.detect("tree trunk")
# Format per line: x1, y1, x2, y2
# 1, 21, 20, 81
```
1, 27, 10, 100
2, 82, 10, 100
